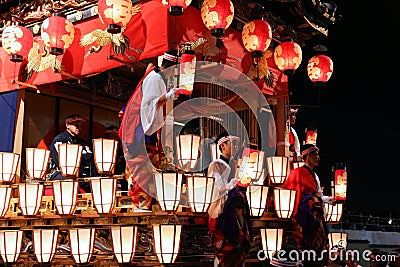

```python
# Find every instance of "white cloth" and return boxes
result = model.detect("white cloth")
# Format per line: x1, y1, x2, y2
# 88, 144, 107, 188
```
140, 70, 166, 136
207, 158, 231, 219
291, 126, 301, 158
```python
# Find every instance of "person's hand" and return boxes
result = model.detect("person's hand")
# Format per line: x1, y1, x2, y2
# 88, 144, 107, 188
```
226, 178, 239, 191
165, 88, 180, 100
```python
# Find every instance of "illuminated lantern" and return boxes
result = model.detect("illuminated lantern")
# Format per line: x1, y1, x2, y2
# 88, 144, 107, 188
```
307, 54, 333, 84
273, 41, 302, 75
333, 163, 347, 201
201, 0, 234, 38
242, 19, 272, 66
324, 202, 343, 224
0, 152, 20, 184
178, 48, 196, 95
41, 14, 75, 55
1, 23, 33, 62
153, 224, 182, 264
175, 134, 200, 171
162, 0, 192, 16
25, 148, 50, 180
98, 0, 133, 34
305, 129, 318, 145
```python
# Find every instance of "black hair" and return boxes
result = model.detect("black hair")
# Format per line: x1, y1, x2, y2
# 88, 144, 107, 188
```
105, 125, 119, 131
161, 49, 178, 69
65, 113, 82, 120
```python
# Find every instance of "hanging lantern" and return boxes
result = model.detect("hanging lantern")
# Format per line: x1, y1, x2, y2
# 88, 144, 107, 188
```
1, 22, 33, 62
273, 41, 302, 76
305, 128, 318, 145
0, 152, 20, 184
246, 185, 269, 217
162, 0, 192, 16
178, 47, 196, 95
186, 175, 215, 213
307, 54, 333, 85
18, 182, 44, 216
333, 163, 347, 201
153, 224, 182, 264
90, 177, 117, 214
242, 19, 272, 66
57, 143, 83, 178
273, 188, 296, 219
154, 172, 182, 211
201, 0, 234, 38
52, 180, 79, 215
328, 232, 348, 250
0, 186, 12, 218
324, 202, 343, 224
236, 149, 265, 185
33, 229, 59, 263
98, 0, 133, 34
25, 148, 50, 180
111, 226, 138, 263
0, 230, 23, 263
41, 13, 74, 55
176, 134, 201, 171
266, 156, 289, 184
92, 138, 118, 175
69, 228, 96, 264
260, 228, 283, 261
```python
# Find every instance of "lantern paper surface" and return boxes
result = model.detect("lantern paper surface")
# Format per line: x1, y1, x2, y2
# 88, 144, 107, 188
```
18, 183, 44, 216
162, 0, 192, 9
33, 229, 59, 263
324, 202, 343, 223
0, 186, 12, 217
0, 230, 23, 263
92, 138, 118, 175
98, 0, 133, 27
153, 224, 182, 264
260, 228, 283, 260
305, 130, 317, 145
334, 169, 347, 201
26, 148, 50, 180
328, 232, 348, 249
69, 228, 95, 264
1, 24, 33, 61
111, 226, 138, 263
0, 152, 20, 183
273, 188, 296, 218
52, 180, 79, 215
154, 173, 182, 211
90, 178, 117, 214
201, 0, 234, 31
58, 143, 83, 177
273, 41, 302, 73
242, 20, 272, 53
236, 149, 265, 184
307, 54, 333, 83
246, 185, 269, 217
41, 15, 75, 53
186, 175, 215, 212
176, 134, 200, 171
178, 53, 196, 94
266, 156, 289, 184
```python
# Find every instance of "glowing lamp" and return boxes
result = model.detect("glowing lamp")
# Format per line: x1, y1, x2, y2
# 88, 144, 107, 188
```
69, 228, 96, 264
98, 0, 133, 34
154, 172, 182, 211
178, 49, 196, 95
324, 202, 343, 224
246, 185, 269, 217
18, 183, 44, 216
0, 230, 23, 263
153, 224, 182, 264
201, 0, 234, 38
0, 186, 12, 218
266, 156, 289, 184
162, 0, 192, 16
307, 54, 333, 85
41, 13, 75, 55
176, 134, 200, 171
1, 23, 33, 62
33, 229, 59, 263
260, 228, 283, 260
236, 149, 265, 184
333, 164, 347, 201
90, 177, 117, 214
0, 152, 20, 184
25, 148, 50, 180
92, 138, 118, 175
273, 41, 302, 75
328, 232, 348, 250
186, 175, 215, 212
52, 180, 79, 215
273, 188, 296, 219
242, 19, 272, 66
111, 226, 138, 263
57, 144, 83, 178
305, 129, 318, 145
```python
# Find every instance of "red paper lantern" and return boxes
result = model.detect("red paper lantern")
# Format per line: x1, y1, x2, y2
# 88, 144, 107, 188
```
162, 0, 192, 16
41, 14, 75, 55
1, 23, 33, 62
178, 49, 196, 95
242, 19, 272, 62
333, 164, 347, 202
201, 0, 234, 37
307, 54, 333, 84
98, 0, 133, 34
273, 41, 302, 75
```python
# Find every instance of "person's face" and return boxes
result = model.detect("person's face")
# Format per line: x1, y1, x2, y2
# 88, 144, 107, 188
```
290, 112, 296, 125
66, 121, 83, 136
222, 139, 240, 158
307, 150, 320, 166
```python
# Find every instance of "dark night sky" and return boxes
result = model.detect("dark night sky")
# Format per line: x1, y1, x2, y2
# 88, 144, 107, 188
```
289, 1, 400, 217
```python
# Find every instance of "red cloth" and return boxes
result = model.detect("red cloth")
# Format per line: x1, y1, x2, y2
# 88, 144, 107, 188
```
283, 166, 318, 216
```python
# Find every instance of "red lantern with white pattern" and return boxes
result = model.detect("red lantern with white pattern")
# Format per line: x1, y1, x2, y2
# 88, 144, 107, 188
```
1, 23, 33, 62
242, 19, 272, 64
307, 54, 333, 85
178, 50, 196, 95
41, 14, 75, 55
273, 41, 302, 76
162, 0, 192, 16
98, 0, 133, 34
201, 0, 234, 37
